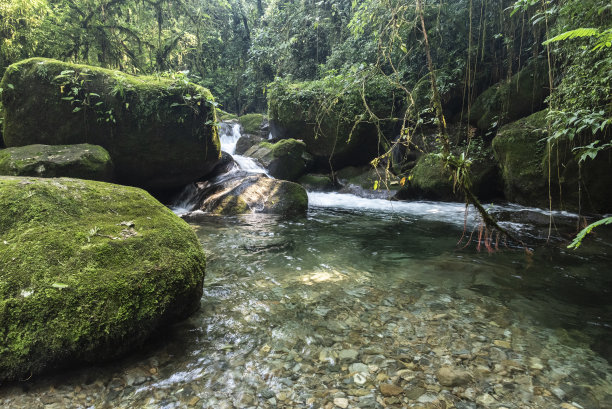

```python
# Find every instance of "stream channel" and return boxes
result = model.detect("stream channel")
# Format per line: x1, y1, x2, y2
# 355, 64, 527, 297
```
1, 123, 611, 409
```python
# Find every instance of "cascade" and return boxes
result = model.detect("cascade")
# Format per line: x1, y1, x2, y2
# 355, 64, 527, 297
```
218, 122, 268, 174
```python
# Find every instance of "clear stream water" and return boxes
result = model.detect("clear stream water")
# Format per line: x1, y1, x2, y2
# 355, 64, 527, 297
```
1, 125, 611, 409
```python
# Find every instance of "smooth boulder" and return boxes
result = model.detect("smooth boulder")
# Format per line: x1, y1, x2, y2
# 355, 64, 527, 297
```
0, 176, 206, 381
186, 170, 308, 215
0, 144, 113, 181
1, 58, 221, 189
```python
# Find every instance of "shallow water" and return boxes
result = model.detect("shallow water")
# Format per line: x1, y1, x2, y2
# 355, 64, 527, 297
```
2, 198, 612, 409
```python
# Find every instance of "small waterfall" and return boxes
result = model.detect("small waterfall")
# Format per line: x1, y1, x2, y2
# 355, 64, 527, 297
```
219, 122, 268, 175
170, 120, 269, 214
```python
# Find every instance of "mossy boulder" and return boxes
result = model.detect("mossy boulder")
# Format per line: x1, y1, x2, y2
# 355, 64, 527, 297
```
0, 176, 206, 382
492, 111, 549, 207
244, 139, 309, 181
493, 110, 612, 212
268, 76, 401, 169
235, 135, 265, 155
469, 58, 549, 131
395, 151, 502, 202
336, 166, 399, 190
0, 144, 113, 181
187, 171, 308, 216
298, 173, 336, 191
1, 58, 221, 190
238, 113, 267, 136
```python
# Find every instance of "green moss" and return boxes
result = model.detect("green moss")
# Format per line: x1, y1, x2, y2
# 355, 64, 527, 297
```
298, 173, 335, 191
0, 144, 113, 181
492, 110, 548, 206
267, 75, 401, 168
470, 58, 549, 131
217, 109, 238, 121
238, 113, 266, 135
1, 58, 221, 189
245, 139, 308, 181
0, 176, 206, 381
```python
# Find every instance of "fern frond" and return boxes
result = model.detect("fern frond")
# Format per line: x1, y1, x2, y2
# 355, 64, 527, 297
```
543, 27, 599, 45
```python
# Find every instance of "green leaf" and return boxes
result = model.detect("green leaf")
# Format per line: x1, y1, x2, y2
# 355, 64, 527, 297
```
568, 217, 612, 249
543, 28, 599, 45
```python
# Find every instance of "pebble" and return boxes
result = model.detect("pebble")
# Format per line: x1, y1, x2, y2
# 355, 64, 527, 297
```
333, 397, 349, 408
339, 349, 359, 361
380, 383, 403, 396
353, 372, 367, 385
436, 366, 473, 387
348, 363, 369, 374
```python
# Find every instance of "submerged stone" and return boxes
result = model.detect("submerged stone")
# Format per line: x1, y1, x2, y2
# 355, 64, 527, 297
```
0, 176, 206, 382
0, 143, 113, 181
1, 58, 221, 189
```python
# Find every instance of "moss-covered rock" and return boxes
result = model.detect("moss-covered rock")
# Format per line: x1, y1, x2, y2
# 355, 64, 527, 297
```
493, 110, 612, 212
395, 151, 502, 202
244, 139, 309, 181
1, 58, 220, 190
0, 176, 206, 381
298, 173, 336, 191
268, 76, 401, 169
238, 113, 266, 136
0, 144, 113, 181
235, 135, 265, 155
336, 166, 399, 190
469, 58, 549, 131
188, 171, 308, 216
492, 110, 549, 207
217, 109, 238, 121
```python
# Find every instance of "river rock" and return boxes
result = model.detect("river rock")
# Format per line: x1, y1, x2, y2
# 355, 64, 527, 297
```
244, 139, 310, 182
190, 170, 308, 216
0, 176, 206, 382
235, 135, 265, 155
0, 58, 220, 189
469, 58, 548, 131
238, 113, 267, 137
0, 144, 113, 181
333, 397, 349, 408
268, 76, 401, 169
436, 366, 473, 387
394, 150, 502, 202
380, 383, 404, 396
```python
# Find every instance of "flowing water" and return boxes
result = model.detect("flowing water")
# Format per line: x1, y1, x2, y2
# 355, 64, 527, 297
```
2, 126, 612, 409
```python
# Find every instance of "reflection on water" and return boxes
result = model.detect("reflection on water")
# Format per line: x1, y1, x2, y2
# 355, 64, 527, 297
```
2, 207, 611, 409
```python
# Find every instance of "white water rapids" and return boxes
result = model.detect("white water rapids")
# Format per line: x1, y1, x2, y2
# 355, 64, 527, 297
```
218, 122, 268, 174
